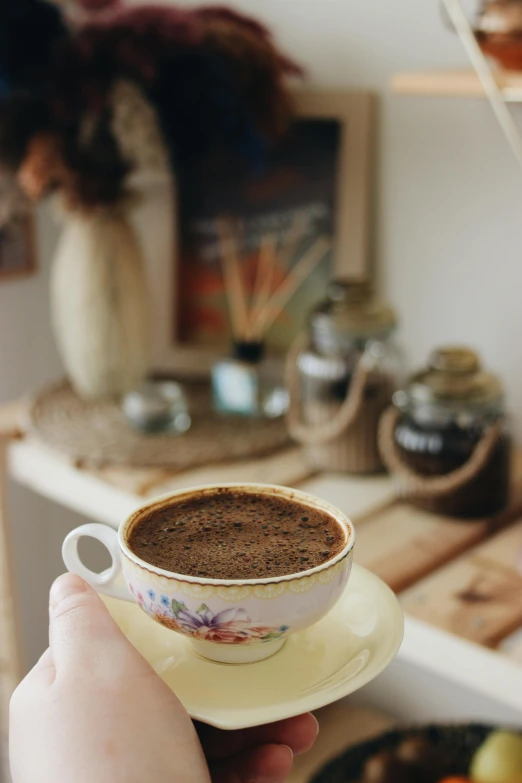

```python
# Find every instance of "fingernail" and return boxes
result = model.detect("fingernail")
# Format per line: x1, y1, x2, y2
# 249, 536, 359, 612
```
311, 713, 320, 735
50, 574, 89, 610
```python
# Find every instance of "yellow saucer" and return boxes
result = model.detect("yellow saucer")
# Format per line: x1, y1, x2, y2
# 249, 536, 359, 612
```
102, 564, 403, 730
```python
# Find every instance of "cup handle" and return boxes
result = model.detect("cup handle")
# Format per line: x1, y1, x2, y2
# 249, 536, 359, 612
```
62, 523, 133, 602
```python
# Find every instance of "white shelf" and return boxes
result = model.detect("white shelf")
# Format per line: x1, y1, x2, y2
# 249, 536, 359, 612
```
391, 68, 522, 102
8, 440, 139, 528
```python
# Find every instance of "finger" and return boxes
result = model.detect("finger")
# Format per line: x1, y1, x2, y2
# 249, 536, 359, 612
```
10, 648, 57, 729
33, 647, 55, 672
49, 573, 135, 676
31, 647, 56, 677
199, 713, 319, 760
210, 744, 293, 783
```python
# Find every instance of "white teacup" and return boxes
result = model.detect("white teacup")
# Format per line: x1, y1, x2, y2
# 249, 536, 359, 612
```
62, 483, 355, 664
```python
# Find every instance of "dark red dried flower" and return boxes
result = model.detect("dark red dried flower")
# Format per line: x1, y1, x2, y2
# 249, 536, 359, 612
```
18, 131, 68, 200
1, 1, 302, 210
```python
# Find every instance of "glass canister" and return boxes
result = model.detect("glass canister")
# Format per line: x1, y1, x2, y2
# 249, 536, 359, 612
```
475, 0, 522, 70
379, 347, 511, 519
285, 280, 402, 474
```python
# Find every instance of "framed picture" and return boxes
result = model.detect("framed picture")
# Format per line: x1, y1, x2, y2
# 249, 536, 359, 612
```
0, 214, 36, 282
151, 89, 374, 374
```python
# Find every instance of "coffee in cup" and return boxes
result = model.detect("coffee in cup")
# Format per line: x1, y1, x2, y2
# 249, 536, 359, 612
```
129, 488, 346, 580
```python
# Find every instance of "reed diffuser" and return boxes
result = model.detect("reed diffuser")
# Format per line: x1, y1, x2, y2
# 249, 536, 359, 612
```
212, 218, 330, 417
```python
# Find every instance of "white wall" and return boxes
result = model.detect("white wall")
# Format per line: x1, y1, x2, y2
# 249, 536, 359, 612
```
4, 0, 522, 666
0, 204, 86, 667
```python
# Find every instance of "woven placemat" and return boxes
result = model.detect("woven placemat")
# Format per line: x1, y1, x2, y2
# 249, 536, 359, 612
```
28, 381, 291, 469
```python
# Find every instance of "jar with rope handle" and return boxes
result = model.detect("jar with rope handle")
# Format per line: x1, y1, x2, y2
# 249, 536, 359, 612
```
285, 280, 403, 474
379, 347, 511, 519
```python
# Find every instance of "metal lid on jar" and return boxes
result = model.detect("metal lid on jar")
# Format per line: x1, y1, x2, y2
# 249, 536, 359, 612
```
399, 347, 503, 408
310, 280, 397, 352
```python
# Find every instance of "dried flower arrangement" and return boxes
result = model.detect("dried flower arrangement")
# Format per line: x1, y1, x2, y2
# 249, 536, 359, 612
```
0, 0, 301, 217
0, 0, 301, 401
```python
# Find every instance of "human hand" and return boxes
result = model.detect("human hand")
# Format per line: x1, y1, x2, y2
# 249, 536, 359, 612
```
10, 574, 318, 783
196, 714, 318, 783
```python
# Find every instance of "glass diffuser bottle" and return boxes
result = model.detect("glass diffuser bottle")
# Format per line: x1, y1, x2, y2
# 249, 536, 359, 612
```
212, 340, 287, 418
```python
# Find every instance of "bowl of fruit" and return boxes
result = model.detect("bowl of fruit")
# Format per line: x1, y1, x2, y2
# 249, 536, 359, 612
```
311, 725, 522, 783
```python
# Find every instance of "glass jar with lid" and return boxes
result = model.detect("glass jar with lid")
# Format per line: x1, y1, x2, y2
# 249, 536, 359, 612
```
475, 0, 522, 70
379, 346, 511, 519
285, 280, 402, 474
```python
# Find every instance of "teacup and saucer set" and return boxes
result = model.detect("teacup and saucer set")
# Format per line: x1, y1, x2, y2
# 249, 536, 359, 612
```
63, 483, 403, 730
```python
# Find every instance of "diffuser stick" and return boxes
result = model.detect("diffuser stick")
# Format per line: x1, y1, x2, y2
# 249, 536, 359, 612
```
217, 220, 250, 340
251, 234, 273, 310
250, 233, 277, 340
250, 216, 306, 338
261, 236, 330, 334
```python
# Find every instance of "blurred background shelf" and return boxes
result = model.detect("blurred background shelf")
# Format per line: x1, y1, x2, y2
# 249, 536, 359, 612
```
4, 398, 522, 774
391, 68, 522, 101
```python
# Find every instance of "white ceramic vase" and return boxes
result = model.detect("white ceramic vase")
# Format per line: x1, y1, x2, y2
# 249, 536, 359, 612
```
51, 207, 149, 400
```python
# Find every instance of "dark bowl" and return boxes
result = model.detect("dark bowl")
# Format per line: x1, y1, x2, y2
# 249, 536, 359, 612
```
311, 723, 522, 783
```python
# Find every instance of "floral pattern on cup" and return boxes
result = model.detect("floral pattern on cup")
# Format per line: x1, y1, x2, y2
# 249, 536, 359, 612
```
130, 585, 290, 645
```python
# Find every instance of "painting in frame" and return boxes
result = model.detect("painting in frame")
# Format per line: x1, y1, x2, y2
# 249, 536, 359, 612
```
152, 89, 374, 375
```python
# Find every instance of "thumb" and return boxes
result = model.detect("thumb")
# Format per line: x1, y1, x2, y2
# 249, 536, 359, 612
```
49, 573, 132, 675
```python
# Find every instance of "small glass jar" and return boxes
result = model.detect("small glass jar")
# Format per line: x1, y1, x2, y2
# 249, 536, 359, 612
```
122, 381, 191, 434
286, 281, 402, 474
379, 347, 511, 519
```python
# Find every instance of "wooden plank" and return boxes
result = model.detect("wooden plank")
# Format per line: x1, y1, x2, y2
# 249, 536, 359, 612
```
89, 465, 174, 497
289, 703, 395, 783
354, 502, 485, 592
401, 517, 522, 648
93, 447, 314, 499
391, 67, 522, 102
0, 437, 22, 783
353, 450, 522, 593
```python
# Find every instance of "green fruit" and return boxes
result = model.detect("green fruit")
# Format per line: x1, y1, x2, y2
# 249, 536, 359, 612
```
471, 731, 522, 783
